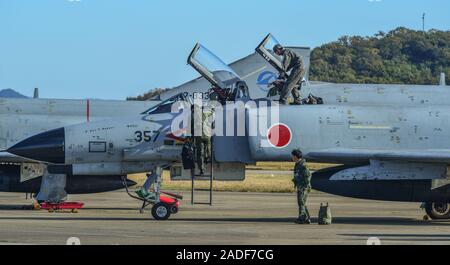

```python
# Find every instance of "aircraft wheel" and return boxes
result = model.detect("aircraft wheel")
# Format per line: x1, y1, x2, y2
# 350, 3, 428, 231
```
151, 202, 171, 220
425, 202, 450, 219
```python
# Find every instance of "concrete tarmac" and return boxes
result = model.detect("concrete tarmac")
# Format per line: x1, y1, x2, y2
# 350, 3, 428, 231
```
0, 190, 449, 245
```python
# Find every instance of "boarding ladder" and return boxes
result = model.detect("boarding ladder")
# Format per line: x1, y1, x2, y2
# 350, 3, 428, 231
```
190, 144, 214, 206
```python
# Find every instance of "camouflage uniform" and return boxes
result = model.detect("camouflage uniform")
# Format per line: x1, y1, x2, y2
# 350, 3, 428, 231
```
279, 48, 304, 105
293, 159, 312, 222
192, 106, 213, 175
195, 136, 211, 174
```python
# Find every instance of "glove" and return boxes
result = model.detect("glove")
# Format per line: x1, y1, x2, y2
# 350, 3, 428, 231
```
291, 178, 298, 188
278, 72, 287, 80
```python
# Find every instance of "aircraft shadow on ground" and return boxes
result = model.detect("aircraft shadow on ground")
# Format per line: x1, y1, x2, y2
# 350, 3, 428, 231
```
0, 205, 35, 210
340, 233, 450, 242
0, 215, 448, 226
170, 217, 450, 226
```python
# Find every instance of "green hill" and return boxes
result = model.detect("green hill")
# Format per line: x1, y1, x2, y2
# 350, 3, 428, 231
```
310, 27, 450, 85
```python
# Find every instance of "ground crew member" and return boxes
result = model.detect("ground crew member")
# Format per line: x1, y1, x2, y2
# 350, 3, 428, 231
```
191, 103, 213, 175
291, 149, 312, 224
273, 44, 304, 105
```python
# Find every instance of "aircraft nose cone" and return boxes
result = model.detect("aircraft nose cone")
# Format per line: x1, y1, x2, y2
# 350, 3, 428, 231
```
8, 127, 65, 164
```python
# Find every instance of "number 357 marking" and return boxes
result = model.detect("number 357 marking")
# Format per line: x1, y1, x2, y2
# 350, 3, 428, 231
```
134, 130, 159, 142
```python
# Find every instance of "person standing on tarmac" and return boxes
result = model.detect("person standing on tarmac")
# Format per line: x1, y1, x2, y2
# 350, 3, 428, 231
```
273, 44, 305, 105
291, 149, 312, 224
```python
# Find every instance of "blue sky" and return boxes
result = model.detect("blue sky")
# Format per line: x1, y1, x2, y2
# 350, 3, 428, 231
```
0, 0, 449, 99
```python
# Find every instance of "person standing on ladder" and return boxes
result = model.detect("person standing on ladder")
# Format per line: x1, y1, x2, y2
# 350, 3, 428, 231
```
191, 102, 213, 175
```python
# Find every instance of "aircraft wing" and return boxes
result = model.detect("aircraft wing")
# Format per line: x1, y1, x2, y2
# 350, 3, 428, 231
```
307, 148, 450, 164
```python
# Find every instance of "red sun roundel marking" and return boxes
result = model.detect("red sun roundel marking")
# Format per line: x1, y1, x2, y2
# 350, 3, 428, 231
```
267, 123, 292, 148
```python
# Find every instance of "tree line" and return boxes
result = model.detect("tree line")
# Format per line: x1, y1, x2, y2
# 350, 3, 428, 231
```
310, 27, 450, 84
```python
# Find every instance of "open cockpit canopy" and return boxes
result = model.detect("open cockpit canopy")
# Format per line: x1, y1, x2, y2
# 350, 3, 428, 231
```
188, 43, 241, 89
255, 33, 284, 73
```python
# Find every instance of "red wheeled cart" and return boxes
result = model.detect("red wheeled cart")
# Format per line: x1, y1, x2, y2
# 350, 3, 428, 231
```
39, 202, 84, 213
122, 177, 182, 220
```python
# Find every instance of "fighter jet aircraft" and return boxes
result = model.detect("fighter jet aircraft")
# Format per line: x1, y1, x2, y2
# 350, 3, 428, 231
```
0, 46, 297, 202
6, 44, 256, 218
2, 33, 449, 215
9, 42, 450, 220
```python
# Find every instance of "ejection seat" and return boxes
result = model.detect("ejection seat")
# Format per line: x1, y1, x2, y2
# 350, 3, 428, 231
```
231, 81, 251, 102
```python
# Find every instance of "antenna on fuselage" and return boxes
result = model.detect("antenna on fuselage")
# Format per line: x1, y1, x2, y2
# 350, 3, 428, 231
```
33, 87, 39, 98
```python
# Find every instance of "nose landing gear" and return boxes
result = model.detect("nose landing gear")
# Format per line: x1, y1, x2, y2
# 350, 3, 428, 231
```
122, 168, 182, 220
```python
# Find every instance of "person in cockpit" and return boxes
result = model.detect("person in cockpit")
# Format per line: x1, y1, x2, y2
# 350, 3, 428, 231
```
273, 44, 304, 105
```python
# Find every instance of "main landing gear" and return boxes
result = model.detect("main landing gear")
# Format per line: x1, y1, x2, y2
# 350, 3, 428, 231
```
423, 202, 450, 220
